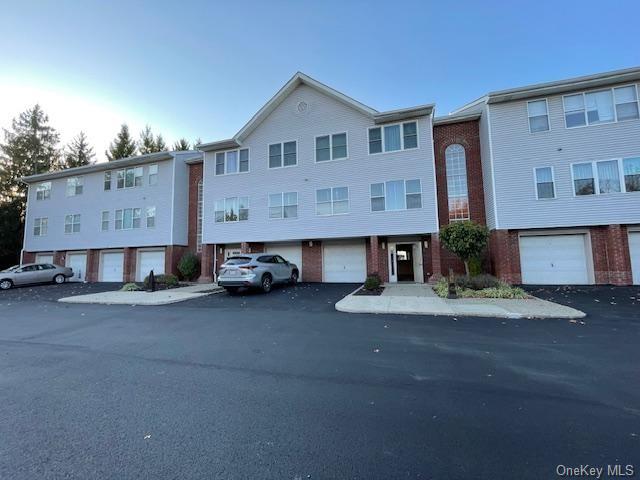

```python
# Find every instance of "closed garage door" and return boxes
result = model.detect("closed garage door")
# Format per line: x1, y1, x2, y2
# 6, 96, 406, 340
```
266, 243, 302, 279
519, 234, 591, 285
66, 252, 87, 282
100, 252, 124, 282
137, 249, 165, 281
323, 241, 366, 283
630, 232, 640, 285
36, 253, 53, 264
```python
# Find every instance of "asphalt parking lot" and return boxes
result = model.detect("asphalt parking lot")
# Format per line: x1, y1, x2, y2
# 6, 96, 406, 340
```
0, 282, 638, 479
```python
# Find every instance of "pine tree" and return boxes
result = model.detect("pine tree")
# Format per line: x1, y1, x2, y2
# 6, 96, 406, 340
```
64, 131, 95, 168
106, 124, 136, 161
138, 125, 156, 155
173, 138, 190, 151
154, 134, 167, 152
194, 137, 202, 148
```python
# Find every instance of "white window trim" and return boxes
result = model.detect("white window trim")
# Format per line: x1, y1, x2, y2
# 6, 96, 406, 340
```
445, 144, 470, 221
268, 141, 298, 169
570, 158, 630, 197
533, 166, 556, 200
64, 214, 81, 234
104, 172, 112, 191
526, 99, 550, 134
214, 148, 251, 176
314, 132, 348, 163
563, 84, 640, 129
369, 179, 423, 213
368, 121, 420, 155
148, 164, 158, 185
65, 177, 83, 197
268, 192, 299, 220
101, 210, 109, 232
36, 182, 51, 201
214, 196, 250, 223
146, 206, 156, 228
315, 187, 350, 216
116, 166, 144, 189
114, 207, 143, 230
33, 217, 48, 236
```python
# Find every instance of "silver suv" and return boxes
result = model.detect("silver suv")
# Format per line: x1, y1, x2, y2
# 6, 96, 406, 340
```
217, 253, 299, 293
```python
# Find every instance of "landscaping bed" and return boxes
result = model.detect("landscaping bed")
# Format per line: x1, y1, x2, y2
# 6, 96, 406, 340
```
354, 286, 385, 296
433, 275, 529, 299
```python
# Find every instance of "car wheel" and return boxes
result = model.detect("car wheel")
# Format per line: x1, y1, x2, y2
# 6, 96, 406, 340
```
225, 287, 239, 295
0, 279, 13, 290
261, 274, 272, 293
290, 270, 299, 284
53, 274, 65, 285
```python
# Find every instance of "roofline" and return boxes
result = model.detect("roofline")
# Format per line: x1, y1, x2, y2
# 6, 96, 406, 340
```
373, 104, 435, 124
196, 138, 240, 152
433, 111, 481, 126
449, 95, 488, 115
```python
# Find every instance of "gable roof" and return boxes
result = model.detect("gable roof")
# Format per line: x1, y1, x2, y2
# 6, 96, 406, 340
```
198, 72, 434, 152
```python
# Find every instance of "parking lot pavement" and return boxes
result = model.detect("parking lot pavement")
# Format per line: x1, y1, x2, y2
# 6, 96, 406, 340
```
0, 281, 123, 303
0, 283, 638, 479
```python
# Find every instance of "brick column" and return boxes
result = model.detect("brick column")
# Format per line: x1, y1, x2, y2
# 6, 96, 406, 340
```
428, 234, 442, 283
22, 251, 36, 264
199, 244, 214, 282
489, 230, 522, 284
86, 249, 99, 282
605, 225, 632, 285
248, 242, 264, 253
301, 240, 322, 282
53, 251, 66, 266
368, 236, 379, 276
123, 247, 137, 282
240, 242, 250, 253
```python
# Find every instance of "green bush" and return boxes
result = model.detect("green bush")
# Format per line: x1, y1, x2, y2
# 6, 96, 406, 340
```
440, 221, 489, 277
433, 278, 528, 299
121, 282, 142, 292
468, 257, 483, 276
143, 273, 179, 289
178, 251, 200, 281
364, 274, 381, 290
455, 274, 500, 290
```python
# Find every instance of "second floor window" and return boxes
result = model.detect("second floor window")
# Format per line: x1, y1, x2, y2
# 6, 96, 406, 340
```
269, 142, 297, 168
368, 121, 418, 154
564, 85, 639, 128
104, 172, 112, 191
64, 214, 81, 234
148, 165, 158, 185
36, 182, 51, 200
33, 217, 48, 236
316, 187, 349, 215
101, 211, 109, 231
445, 144, 469, 221
115, 208, 142, 230
146, 206, 156, 228
624, 157, 640, 192
535, 167, 555, 199
316, 133, 347, 162
215, 149, 249, 175
117, 167, 143, 188
527, 100, 549, 132
370, 179, 422, 212
215, 197, 249, 223
573, 157, 640, 196
269, 192, 298, 219
66, 177, 83, 196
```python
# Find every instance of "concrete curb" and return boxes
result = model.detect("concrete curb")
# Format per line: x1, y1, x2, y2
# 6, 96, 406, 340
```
58, 284, 224, 306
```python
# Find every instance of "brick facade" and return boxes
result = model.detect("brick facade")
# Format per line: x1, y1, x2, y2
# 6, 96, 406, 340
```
187, 162, 203, 253
301, 241, 322, 282
489, 230, 522, 285
86, 249, 99, 282
165, 245, 188, 278
590, 225, 632, 285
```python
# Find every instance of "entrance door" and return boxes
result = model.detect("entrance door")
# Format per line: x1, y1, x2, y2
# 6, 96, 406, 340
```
396, 244, 415, 281
388, 242, 424, 283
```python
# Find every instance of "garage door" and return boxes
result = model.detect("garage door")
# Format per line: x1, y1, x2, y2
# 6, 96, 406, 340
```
100, 252, 124, 282
630, 232, 640, 285
66, 253, 87, 282
519, 234, 590, 285
266, 243, 303, 279
323, 241, 366, 283
36, 253, 53, 264
224, 245, 242, 260
137, 250, 165, 281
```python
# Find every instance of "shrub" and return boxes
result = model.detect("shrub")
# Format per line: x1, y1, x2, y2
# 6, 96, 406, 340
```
364, 274, 381, 290
178, 251, 200, 281
121, 282, 142, 292
143, 273, 179, 289
468, 257, 483, 276
433, 277, 528, 299
455, 274, 500, 290
440, 221, 489, 277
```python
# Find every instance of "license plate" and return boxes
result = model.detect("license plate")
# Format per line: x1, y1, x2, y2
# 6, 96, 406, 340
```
227, 269, 240, 276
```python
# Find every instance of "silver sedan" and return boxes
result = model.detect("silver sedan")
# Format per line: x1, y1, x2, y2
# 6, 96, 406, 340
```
0, 263, 74, 290
217, 253, 299, 293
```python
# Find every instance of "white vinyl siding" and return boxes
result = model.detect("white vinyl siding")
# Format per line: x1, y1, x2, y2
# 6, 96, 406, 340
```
269, 192, 298, 219
33, 217, 48, 236
315, 133, 347, 162
66, 177, 83, 196
527, 99, 549, 132
445, 144, 469, 220
534, 167, 555, 199
36, 182, 51, 200
64, 214, 81, 234
368, 121, 418, 154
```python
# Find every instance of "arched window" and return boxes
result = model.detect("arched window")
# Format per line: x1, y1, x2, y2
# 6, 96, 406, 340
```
196, 180, 203, 252
445, 144, 469, 221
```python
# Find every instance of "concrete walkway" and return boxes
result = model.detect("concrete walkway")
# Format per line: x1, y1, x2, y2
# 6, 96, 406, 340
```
336, 283, 585, 319
58, 283, 223, 306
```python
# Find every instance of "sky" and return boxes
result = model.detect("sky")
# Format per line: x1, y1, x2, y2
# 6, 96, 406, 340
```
2, 0, 639, 163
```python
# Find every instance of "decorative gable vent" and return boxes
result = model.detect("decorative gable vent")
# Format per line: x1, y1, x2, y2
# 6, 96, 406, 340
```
296, 101, 309, 115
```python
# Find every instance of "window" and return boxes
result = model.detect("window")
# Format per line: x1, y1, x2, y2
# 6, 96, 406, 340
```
148, 164, 158, 185
196, 180, 203, 252
564, 94, 586, 128
64, 214, 81, 234
269, 142, 296, 168
214, 149, 250, 175
101, 211, 109, 231
596, 160, 621, 193
368, 122, 418, 154
33, 217, 48, 236
146, 206, 156, 228
214, 197, 249, 223
572, 163, 595, 195
315, 133, 347, 162
615, 85, 640, 121
370, 180, 422, 212
115, 209, 123, 230
66, 177, 83, 196
527, 100, 549, 132
114, 208, 142, 230
535, 167, 555, 199
445, 144, 469, 220
132, 208, 142, 228
316, 187, 349, 215
585, 90, 615, 125
269, 192, 298, 219
623, 157, 640, 192
104, 172, 111, 191
117, 167, 143, 188
36, 182, 51, 200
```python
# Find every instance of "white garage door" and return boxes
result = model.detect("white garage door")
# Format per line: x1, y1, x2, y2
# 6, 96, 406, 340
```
629, 232, 640, 285
100, 252, 124, 282
66, 253, 87, 282
137, 250, 165, 281
266, 243, 303, 279
323, 241, 367, 283
519, 234, 590, 285
36, 253, 53, 264
225, 245, 242, 260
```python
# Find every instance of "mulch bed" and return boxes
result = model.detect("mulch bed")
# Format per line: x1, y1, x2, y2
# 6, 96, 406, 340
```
354, 286, 385, 296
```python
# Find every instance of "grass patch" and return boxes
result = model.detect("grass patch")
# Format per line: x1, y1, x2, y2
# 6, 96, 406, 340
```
434, 278, 528, 299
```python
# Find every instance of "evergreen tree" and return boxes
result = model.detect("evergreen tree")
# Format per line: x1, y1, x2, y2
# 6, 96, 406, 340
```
154, 134, 167, 152
106, 124, 136, 161
138, 125, 156, 155
173, 138, 190, 151
194, 137, 202, 148
64, 131, 95, 168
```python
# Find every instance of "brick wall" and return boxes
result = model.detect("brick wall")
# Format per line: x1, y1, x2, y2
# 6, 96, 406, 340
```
123, 247, 137, 283
489, 230, 522, 284
86, 249, 99, 282
301, 241, 322, 282
187, 162, 203, 253
22, 251, 36, 264
165, 245, 188, 278
591, 225, 632, 285
365, 236, 389, 282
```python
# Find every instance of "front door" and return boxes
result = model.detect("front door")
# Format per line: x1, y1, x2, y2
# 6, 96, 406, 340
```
396, 244, 415, 281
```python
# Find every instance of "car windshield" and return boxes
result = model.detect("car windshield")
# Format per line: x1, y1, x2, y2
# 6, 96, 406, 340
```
2, 265, 20, 272
224, 257, 252, 266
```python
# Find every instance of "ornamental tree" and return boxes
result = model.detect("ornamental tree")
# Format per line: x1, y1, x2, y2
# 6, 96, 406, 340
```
439, 220, 489, 277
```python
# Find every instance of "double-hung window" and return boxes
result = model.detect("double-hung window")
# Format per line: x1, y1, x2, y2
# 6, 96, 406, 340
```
214, 197, 249, 223
368, 122, 418, 154
64, 214, 81, 234
370, 180, 422, 211
117, 167, 143, 188
315, 133, 347, 162
269, 192, 298, 219
572, 160, 623, 196
614, 85, 640, 121
572, 163, 595, 195
101, 211, 109, 231
148, 165, 158, 185
104, 172, 112, 191
527, 100, 549, 132
445, 144, 469, 220
146, 206, 156, 228
316, 187, 349, 215
33, 217, 48, 236
269, 142, 297, 168
564, 94, 586, 128
564, 85, 639, 128
36, 182, 51, 200
66, 177, 83, 196
623, 157, 640, 192
596, 160, 621, 193
115, 208, 142, 230
534, 167, 555, 199
585, 90, 615, 125
215, 149, 249, 175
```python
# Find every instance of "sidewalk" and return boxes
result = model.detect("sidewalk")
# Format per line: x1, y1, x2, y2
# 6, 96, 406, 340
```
58, 283, 223, 306
335, 283, 585, 319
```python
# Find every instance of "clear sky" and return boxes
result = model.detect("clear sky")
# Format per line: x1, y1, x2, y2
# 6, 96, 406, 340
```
2, 0, 639, 162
